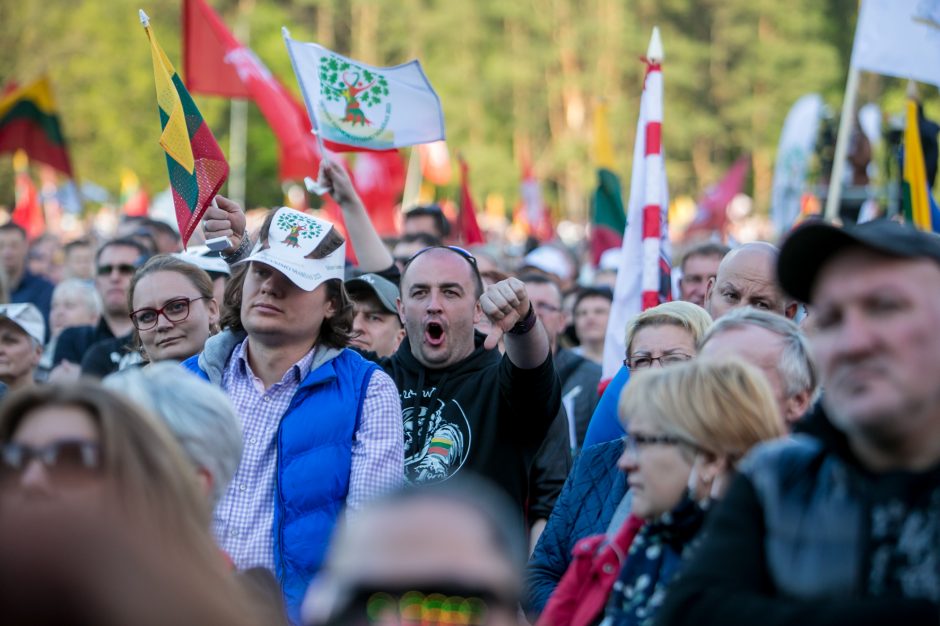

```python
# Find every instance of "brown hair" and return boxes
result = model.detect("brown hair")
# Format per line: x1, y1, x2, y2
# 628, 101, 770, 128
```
127, 255, 219, 358
0, 382, 285, 625
219, 210, 354, 350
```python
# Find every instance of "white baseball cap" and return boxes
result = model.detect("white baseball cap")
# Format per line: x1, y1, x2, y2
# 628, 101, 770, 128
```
0, 303, 45, 345
237, 207, 346, 291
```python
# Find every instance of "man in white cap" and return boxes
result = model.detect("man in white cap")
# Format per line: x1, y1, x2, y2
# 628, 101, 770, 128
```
182, 207, 404, 622
0, 303, 45, 397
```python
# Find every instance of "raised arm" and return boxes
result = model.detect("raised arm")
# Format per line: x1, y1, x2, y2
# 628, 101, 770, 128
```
316, 159, 394, 272
480, 277, 550, 369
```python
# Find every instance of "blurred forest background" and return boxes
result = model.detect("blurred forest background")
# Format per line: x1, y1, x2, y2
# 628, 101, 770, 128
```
0, 0, 920, 223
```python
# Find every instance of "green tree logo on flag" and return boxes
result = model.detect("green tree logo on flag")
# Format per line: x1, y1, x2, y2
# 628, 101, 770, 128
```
318, 56, 390, 127
277, 211, 323, 248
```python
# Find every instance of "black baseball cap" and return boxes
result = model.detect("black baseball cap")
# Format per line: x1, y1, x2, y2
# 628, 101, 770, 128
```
778, 218, 940, 303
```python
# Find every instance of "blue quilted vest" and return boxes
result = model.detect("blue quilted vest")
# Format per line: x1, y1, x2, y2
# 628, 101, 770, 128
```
183, 347, 379, 620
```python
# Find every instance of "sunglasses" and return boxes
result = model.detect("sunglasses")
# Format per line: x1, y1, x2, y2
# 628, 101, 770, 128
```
129, 296, 209, 331
96, 263, 138, 277
326, 584, 520, 626
0, 440, 102, 483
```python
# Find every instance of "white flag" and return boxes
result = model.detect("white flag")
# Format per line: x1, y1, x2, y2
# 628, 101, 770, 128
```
283, 29, 445, 150
852, 0, 940, 89
770, 94, 823, 236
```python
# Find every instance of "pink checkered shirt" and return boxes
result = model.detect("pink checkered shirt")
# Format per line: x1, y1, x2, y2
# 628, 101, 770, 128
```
213, 338, 403, 571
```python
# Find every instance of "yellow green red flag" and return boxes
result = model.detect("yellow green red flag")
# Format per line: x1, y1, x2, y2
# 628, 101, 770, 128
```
141, 10, 228, 247
902, 98, 934, 231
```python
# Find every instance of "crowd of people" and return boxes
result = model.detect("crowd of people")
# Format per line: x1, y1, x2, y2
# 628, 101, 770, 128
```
0, 158, 938, 626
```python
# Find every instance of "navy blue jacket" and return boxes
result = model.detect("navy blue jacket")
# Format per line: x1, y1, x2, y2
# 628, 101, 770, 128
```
525, 439, 628, 615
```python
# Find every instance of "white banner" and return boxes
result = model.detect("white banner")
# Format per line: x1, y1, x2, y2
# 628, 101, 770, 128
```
770, 94, 823, 236
852, 0, 940, 89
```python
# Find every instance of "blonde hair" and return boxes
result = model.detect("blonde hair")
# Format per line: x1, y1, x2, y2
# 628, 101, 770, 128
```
624, 301, 712, 357
619, 357, 784, 465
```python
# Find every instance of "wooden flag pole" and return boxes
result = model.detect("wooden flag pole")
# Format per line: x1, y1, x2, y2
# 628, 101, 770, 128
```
824, 65, 861, 222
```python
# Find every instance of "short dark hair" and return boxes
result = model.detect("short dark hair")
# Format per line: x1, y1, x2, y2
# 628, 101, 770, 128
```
64, 238, 93, 256
681, 241, 730, 272
404, 205, 451, 238
401, 246, 484, 299
398, 232, 442, 249
143, 219, 181, 244
0, 222, 27, 239
573, 286, 613, 312
95, 237, 151, 267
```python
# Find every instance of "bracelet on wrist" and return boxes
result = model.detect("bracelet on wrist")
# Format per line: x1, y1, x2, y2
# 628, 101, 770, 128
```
507, 303, 537, 336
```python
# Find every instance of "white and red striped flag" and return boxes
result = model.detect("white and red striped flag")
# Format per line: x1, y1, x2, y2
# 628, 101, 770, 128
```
601, 27, 672, 380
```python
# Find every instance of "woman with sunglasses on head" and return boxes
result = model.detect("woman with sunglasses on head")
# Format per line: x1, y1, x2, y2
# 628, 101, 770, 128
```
0, 382, 284, 625
128, 255, 220, 364
539, 358, 784, 626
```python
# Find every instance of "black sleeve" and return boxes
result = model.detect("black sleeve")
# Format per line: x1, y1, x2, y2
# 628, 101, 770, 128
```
80, 340, 121, 379
655, 475, 939, 626
373, 264, 401, 287
53, 327, 89, 366
499, 352, 562, 429
527, 411, 572, 522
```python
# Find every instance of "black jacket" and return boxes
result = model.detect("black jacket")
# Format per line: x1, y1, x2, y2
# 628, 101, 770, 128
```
656, 404, 940, 626
378, 331, 561, 511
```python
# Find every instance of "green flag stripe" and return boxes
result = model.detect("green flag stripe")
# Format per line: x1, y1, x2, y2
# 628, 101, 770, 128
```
0, 100, 67, 146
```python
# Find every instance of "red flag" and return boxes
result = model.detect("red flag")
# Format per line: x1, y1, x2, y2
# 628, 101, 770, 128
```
352, 151, 406, 237
183, 0, 320, 180
685, 155, 749, 240
12, 155, 43, 240
457, 156, 485, 245
418, 141, 452, 185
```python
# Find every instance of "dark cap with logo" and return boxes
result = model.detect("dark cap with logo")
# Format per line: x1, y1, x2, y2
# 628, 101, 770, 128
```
778, 218, 940, 303
345, 273, 400, 314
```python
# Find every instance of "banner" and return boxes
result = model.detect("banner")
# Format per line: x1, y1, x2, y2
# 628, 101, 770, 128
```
852, 0, 940, 89
770, 94, 823, 235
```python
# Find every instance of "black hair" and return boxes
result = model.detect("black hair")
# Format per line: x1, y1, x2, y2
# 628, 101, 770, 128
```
404, 205, 451, 238
0, 222, 26, 239
680, 241, 731, 272
573, 286, 613, 312
95, 237, 152, 267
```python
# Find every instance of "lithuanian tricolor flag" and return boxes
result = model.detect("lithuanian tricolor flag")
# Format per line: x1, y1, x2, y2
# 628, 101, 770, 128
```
902, 98, 940, 232
590, 102, 626, 265
141, 10, 228, 247
0, 76, 73, 176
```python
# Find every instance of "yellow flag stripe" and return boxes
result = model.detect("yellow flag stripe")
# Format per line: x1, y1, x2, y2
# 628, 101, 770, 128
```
905, 99, 931, 230
594, 102, 617, 170
0, 76, 58, 119
145, 24, 195, 175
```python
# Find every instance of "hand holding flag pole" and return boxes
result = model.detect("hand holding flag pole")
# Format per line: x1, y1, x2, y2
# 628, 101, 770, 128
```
141, 7, 229, 248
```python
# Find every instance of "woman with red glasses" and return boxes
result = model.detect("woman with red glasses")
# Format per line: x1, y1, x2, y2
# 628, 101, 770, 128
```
128, 255, 220, 364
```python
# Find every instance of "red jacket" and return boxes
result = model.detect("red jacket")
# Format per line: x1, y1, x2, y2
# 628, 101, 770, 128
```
537, 514, 645, 626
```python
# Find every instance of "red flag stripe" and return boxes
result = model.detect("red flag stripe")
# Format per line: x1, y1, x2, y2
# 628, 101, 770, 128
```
644, 122, 662, 156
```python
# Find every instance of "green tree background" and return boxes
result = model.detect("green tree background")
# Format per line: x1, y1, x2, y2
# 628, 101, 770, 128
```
0, 0, 921, 222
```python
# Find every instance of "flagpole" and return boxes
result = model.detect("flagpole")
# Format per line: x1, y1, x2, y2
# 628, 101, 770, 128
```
227, 0, 253, 208
824, 65, 861, 222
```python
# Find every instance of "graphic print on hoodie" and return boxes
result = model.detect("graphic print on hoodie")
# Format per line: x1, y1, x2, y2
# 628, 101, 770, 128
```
377, 331, 561, 508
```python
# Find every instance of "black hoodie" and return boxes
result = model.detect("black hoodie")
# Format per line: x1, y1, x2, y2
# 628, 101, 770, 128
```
377, 330, 561, 511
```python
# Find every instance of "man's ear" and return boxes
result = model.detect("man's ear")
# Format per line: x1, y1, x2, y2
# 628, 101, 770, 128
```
785, 389, 813, 426
785, 301, 799, 320
473, 300, 483, 324
704, 277, 716, 308
396, 297, 405, 325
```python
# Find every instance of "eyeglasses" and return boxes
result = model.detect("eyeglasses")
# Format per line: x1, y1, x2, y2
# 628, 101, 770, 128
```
0, 440, 102, 482
129, 296, 209, 331
623, 353, 693, 370
96, 263, 139, 277
621, 433, 684, 457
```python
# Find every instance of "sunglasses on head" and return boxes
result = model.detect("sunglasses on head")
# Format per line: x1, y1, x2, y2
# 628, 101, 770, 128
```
96, 263, 138, 277
0, 440, 102, 483
405, 245, 478, 268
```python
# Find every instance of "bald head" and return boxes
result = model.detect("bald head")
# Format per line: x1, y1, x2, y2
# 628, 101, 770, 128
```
705, 242, 796, 320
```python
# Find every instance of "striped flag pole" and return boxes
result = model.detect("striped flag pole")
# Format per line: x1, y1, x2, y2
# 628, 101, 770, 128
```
601, 27, 672, 380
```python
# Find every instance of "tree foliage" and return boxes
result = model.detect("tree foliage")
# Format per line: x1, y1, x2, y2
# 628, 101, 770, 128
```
0, 0, 872, 218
